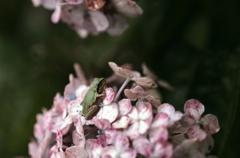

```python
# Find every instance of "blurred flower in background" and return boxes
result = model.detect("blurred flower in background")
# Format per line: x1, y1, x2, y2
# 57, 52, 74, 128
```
32, 0, 143, 37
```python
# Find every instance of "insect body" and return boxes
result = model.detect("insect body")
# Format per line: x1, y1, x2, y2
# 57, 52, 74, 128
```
82, 78, 106, 120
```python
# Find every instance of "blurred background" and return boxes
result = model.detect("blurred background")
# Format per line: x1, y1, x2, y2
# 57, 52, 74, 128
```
0, 0, 240, 157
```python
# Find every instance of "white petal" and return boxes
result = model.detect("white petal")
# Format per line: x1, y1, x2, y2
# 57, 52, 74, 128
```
89, 11, 109, 32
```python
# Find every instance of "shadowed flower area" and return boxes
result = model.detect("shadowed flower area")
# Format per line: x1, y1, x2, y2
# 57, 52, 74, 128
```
0, 0, 240, 157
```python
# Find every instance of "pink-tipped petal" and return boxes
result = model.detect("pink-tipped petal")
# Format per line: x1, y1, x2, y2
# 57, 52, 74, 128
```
132, 136, 152, 157
97, 103, 118, 123
72, 130, 85, 148
127, 107, 138, 123
152, 112, 169, 128
187, 125, 207, 141
103, 88, 115, 105
65, 146, 88, 158
49, 145, 65, 158
139, 118, 151, 135
105, 127, 117, 145
124, 122, 140, 139
121, 148, 137, 158
118, 99, 132, 116
180, 114, 196, 127
51, 5, 61, 24
86, 139, 103, 158
184, 99, 205, 120
152, 142, 173, 158
136, 101, 152, 120
149, 127, 168, 144
93, 117, 110, 130
100, 146, 117, 158
113, 132, 129, 152
97, 134, 107, 147
158, 103, 175, 116
157, 103, 183, 125
112, 116, 130, 129
201, 114, 220, 134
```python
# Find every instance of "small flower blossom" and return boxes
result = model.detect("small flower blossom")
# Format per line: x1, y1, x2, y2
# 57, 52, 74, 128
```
112, 99, 132, 129
100, 132, 137, 158
180, 99, 220, 141
158, 103, 183, 125
124, 100, 153, 139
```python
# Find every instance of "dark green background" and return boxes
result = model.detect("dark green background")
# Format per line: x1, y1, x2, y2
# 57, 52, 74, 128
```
0, 0, 240, 157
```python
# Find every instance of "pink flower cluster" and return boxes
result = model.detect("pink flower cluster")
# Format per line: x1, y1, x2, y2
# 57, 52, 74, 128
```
31, 0, 143, 37
27, 62, 220, 158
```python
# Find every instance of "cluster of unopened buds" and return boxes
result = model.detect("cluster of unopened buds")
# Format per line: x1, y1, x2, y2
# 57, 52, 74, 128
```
31, 0, 143, 37
27, 62, 220, 158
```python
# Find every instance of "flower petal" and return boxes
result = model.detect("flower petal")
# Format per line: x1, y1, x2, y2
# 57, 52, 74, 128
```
132, 77, 157, 89
106, 14, 128, 36
149, 127, 168, 144
72, 130, 85, 148
152, 142, 173, 158
89, 11, 109, 32
108, 62, 141, 79
113, 132, 129, 152
65, 146, 88, 158
151, 112, 169, 128
93, 117, 110, 130
100, 146, 117, 158
111, 0, 143, 17
132, 136, 152, 157
139, 117, 152, 134
97, 103, 118, 123
144, 95, 161, 109
136, 100, 152, 120
187, 125, 207, 141
118, 99, 132, 116
105, 127, 117, 144
201, 114, 220, 134
86, 139, 103, 158
184, 99, 205, 120
127, 106, 138, 123
158, 103, 175, 114
172, 139, 205, 158
121, 148, 137, 158
112, 116, 130, 129
124, 122, 140, 139
124, 85, 147, 101
197, 135, 214, 155
51, 5, 61, 24
180, 114, 196, 127
103, 88, 115, 105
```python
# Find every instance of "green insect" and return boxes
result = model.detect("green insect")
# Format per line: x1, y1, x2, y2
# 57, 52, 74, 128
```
82, 78, 106, 120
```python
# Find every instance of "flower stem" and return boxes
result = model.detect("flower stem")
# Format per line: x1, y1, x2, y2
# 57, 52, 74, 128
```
114, 78, 130, 101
